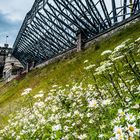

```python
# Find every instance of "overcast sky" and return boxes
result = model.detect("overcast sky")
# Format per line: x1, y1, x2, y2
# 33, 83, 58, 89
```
0, 0, 34, 47
0, 0, 124, 48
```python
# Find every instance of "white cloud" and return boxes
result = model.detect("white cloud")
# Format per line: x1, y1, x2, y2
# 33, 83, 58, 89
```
0, 0, 34, 22
0, 0, 124, 47
0, 0, 34, 46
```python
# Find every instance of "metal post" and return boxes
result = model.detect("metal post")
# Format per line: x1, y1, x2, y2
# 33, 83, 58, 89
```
112, 0, 118, 23
123, 0, 127, 20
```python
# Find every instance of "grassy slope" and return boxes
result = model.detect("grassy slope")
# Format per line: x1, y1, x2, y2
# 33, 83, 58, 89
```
0, 21, 140, 128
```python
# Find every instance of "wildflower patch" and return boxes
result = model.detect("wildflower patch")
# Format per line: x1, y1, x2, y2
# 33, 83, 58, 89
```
0, 38, 140, 139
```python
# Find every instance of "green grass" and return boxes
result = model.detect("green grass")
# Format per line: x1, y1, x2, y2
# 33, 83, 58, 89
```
0, 20, 140, 128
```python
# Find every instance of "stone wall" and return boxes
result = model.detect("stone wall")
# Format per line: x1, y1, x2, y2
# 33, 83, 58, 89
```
35, 48, 77, 69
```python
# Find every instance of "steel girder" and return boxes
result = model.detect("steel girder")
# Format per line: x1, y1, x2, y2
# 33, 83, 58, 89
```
13, 0, 140, 67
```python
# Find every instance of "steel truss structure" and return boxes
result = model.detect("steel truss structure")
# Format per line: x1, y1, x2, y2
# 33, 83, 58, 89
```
13, 0, 140, 67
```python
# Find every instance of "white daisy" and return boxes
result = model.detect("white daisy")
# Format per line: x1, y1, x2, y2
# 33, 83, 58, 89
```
125, 114, 136, 122
88, 99, 98, 108
113, 126, 123, 135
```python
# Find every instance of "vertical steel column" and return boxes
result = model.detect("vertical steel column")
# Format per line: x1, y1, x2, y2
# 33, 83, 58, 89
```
112, 0, 118, 23
123, 0, 127, 20
99, 0, 112, 27
138, 0, 140, 10
132, 0, 140, 14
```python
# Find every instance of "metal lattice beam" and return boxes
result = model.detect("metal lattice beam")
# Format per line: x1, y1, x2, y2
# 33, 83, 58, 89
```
12, 0, 140, 67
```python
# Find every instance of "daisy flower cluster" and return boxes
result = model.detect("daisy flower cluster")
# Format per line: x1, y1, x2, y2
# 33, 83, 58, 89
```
0, 38, 140, 139
110, 108, 140, 140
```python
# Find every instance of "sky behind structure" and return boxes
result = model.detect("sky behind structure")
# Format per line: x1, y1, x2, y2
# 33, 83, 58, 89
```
0, 0, 34, 47
0, 0, 125, 48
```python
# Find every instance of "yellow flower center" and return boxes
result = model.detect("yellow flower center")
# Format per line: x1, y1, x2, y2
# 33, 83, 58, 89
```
129, 126, 134, 132
120, 112, 125, 116
128, 136, 133, 140
117, 129, 122, 134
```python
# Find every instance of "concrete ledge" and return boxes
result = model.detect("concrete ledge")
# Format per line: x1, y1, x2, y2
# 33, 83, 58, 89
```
35, 48, 77, 69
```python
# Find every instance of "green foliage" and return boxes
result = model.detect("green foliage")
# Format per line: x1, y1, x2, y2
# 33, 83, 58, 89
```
0, 37, 139, 139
